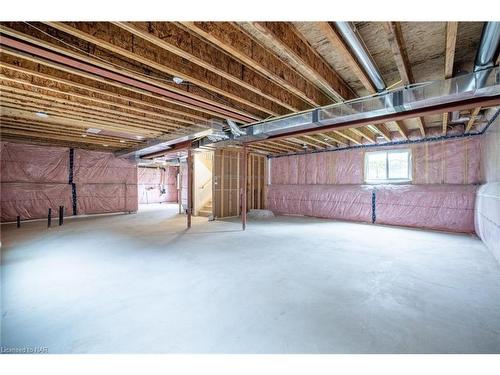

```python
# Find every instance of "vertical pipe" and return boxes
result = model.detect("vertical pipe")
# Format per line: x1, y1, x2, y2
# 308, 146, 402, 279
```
16, 215, 21, 228
47, 208, 52, 228
242, 145, 248, 231
187, 149, 193, 229
59, 206, 64, 226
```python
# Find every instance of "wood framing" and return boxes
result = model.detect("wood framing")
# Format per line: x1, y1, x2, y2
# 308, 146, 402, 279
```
248, 22, 356, 101
180, 22, 332, 107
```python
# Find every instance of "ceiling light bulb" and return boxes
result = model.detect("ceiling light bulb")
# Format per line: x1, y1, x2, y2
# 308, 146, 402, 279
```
103, 144, 109, 147
120, 140, 126, 143
173, 77, 184, 84
35, 111, 49, 118
81, 134, 87, 137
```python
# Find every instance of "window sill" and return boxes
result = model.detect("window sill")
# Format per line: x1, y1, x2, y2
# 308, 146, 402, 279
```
365, 180, 412, 185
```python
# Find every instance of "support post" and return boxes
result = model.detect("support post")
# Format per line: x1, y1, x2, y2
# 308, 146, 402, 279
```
47, 208, 52, 228
59, 206, 64, 226
16, 215, 20, 228
187, 148, 193, 229
178, 171, 182, 214
242, 145, 248, 231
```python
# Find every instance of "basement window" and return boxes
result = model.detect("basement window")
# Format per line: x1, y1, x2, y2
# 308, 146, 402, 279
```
364, 149, 412, 184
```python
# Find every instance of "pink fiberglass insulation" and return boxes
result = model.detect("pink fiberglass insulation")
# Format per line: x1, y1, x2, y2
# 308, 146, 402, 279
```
476, 116, 500, 263
0, 141, 69, 183
76, 183, 138, 215
180, 161, 188, 210
475, 183, 500, 263
1, 183, 72, 222
270, 137, 480, 185
73, 149, 137, 184
137, 166, 178, 204
0, 142, 141, 221
374, 184, 477, 233
267, 184, 374, 223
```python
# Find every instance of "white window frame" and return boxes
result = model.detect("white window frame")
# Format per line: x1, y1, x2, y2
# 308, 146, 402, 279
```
364, 149, 412, 184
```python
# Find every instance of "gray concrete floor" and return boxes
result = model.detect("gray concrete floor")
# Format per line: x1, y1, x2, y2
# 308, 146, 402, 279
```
1, 203, 500, 353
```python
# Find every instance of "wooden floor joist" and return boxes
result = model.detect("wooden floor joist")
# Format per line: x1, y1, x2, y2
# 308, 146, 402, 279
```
0, 26, 259, 122
0, 55, 212, 124
332, 129, 362, 145
113, 22, 308, 113
0, 89, 190, 133
244, 22, 356, 102
465, 107, 481, 133
180, 22, 331, 107
45, 22, 286, 117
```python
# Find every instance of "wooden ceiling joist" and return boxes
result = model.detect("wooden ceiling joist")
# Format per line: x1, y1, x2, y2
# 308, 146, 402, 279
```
0, 99, 168, 135
0, 65, 202, 126
246, 22, 356, 102
443, 22, 459, 135
113, 22, 308, 113
0, 88, 191, 133
392, 121, 408, 140
45, 22, 288, 118
1, 117, 140, 143
465, 107, 481, 133
320, 132, 348, 146
1, 120, 140, 145
0, 25, 257, 123
372, 124, 392, 142
287, 137, 325, 150
1, 106, 159, 137
302, 134, 336, 148
384, 22, 426, 137
445, 22, 459, 79
350, 127, 376, 143
332, 129, 362, 145
0, 56, 213, 123
0, 127, 134, 148
180, 22, 332, 107
246, 143, 283, 154
265, 140, 304, 152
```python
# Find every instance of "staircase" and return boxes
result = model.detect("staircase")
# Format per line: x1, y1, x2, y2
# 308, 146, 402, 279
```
198, 199, 213, 217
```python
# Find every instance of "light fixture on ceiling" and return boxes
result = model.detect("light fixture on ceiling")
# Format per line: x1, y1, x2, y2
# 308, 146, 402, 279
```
172, 77, 184, 84
102, 144, 109, 147
35, 111, 49, 118
136, 135, 144, 140
86, 128, 102, 134
120, 140, 126, 143
81, 134, 87, 137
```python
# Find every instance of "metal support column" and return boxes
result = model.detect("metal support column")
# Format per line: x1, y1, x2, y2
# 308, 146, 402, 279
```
187, 148, 193, 229
241, 145, 248, 231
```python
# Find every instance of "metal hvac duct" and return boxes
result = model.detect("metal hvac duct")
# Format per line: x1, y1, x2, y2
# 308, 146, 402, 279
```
451, 22, 499, 124
474, 22, 500, 72
334, 22, 387, 92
